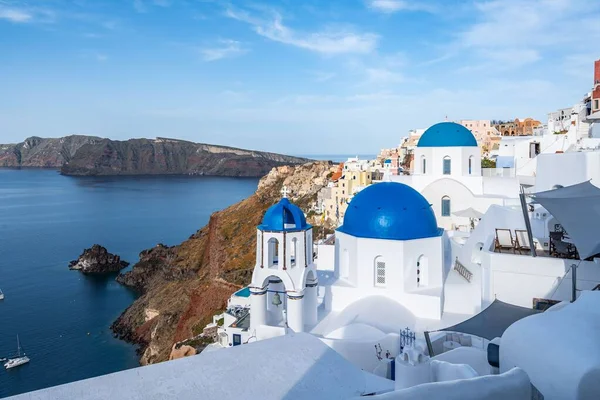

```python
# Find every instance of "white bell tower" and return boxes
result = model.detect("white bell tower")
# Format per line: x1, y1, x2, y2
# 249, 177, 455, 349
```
250, 187, 318, 336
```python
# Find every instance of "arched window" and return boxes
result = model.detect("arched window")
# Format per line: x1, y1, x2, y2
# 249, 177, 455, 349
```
441, 196, 451, 217
374, 256, 386, 287
468, 156, 473, 175
306, 231, 313, 264
267, 238, 279, 268
443, 156, 451, 175
291, 238, 297, 267
417, 255, 428, 287
422, 156, 427, 174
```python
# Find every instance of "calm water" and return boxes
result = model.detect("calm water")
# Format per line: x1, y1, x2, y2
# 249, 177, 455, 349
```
0, 169, 258, 398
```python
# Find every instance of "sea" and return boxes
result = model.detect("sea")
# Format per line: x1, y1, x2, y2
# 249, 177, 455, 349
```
0, 169, 259, 398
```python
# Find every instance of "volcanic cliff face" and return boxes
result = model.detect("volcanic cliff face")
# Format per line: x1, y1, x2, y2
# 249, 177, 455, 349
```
0, 136, 309, 177
60, 138, 309, 177
0, 135, 102, 168
111, 161, 335, 365
69, 245, 129, 274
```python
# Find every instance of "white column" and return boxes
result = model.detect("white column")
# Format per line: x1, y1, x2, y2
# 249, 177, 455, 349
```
286, 291, 305, 332
267, 278, 284, 324
304, 279, 318, 326
250, 287, 268, 331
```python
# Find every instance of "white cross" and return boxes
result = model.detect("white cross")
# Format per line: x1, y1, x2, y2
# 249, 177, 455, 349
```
281, 185, 290, 199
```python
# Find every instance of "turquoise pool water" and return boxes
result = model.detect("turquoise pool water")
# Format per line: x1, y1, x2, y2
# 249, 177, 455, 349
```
234, 287, 251, 298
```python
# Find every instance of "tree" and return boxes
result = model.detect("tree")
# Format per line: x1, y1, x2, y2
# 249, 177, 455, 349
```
481, 158, 496, 168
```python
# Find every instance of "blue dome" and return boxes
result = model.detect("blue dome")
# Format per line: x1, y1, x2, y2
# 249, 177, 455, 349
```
417, 122, 477, 147
259, 198, 310, 231
337, 183, 441, 241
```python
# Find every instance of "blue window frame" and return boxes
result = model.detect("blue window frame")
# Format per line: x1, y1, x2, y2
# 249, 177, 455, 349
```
443, 157, 451, 175
441, 196, 451, 217
468, 157, 472, 175
233, 334, 241, 346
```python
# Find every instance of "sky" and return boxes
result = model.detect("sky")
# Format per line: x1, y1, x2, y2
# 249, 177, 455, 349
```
1, 0, 599, 155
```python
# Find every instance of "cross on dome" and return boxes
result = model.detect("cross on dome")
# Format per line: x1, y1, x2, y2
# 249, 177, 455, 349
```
281, 186, 290, 199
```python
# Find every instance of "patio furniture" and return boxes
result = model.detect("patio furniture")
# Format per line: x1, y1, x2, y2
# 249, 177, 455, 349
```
553, 240, 577, 259
443, 340, 462, 352
549, 231, 564, 256
514, 229, 532, 254
494, 229, 515, 253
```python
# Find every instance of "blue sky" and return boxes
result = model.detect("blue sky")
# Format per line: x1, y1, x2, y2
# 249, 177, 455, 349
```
1, 0, 599, 155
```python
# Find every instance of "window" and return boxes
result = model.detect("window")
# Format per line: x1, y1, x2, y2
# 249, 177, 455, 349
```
375, 257, 386, 287
417, 255, 428, 287
595, 99, 599, 110
443, 157, 451, 175
267, 238, 279, 268
441, 196, 451, 217
468, 156, 473, 175
422, 157, 426, 174
291, 238, 297, 267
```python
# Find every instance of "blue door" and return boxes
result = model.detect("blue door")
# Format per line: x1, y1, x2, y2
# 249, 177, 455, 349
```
233, 334, 241, 346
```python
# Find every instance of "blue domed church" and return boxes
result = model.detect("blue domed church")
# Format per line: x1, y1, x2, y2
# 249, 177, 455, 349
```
249, 189, 319, 336
332, 182, 447, 320
391, 122, 520, 230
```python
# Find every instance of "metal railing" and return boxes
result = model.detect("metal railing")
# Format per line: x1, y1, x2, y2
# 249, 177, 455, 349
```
454, 258, 473, 282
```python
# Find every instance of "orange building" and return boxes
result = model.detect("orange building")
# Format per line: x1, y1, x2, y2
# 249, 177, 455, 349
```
592, 59, 600, 114
492, 118, 541, 136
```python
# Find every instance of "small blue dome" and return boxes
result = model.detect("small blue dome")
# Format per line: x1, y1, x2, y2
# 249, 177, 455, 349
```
337, 183, 441, 241
259, 198, 310, 231
417, 122, 477, 147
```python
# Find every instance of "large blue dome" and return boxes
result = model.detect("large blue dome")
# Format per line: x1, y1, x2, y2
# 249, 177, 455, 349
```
417, 122, 477, 147
337, 183, 441, 241
259, 198, 310, 231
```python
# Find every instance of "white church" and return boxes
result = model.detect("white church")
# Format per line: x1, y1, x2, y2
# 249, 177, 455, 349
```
390, 122, 520, 230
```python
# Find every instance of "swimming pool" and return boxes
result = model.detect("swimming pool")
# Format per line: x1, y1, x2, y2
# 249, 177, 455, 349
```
234, 287, 251, 298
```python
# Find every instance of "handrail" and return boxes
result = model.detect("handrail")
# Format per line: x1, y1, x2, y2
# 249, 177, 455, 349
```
454, 258, 473, 282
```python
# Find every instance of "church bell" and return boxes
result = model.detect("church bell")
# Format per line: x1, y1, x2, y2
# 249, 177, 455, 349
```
272, 292, 282, 307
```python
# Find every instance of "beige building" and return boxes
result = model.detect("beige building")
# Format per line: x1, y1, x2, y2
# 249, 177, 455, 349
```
459, 120, 501, 156
319, 160, 375, 225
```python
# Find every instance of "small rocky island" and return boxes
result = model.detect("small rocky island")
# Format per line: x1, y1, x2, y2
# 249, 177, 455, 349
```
69, 245, 129, 274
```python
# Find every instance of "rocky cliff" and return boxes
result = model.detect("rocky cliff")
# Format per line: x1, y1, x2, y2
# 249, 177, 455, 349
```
69, 245, 129, 274
0, 135, 309, 177
111, 161, 335, 365
60, 138, 309, 177
0, 135, 102, 168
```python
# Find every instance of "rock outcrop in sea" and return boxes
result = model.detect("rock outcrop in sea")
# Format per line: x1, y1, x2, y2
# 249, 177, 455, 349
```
0, 135, 309, 177
111, 161, 335, 365
69, 245, 129, 274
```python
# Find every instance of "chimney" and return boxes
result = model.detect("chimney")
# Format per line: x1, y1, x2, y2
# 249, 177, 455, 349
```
595, 59, 600, 86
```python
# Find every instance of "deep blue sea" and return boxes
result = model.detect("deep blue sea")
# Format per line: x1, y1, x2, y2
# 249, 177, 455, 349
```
0, 169, 258, 398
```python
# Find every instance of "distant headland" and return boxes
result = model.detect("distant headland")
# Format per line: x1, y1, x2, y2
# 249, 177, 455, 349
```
0, 135, 310, 177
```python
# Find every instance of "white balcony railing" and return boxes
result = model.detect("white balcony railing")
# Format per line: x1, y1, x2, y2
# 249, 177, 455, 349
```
482, 168, 516, 178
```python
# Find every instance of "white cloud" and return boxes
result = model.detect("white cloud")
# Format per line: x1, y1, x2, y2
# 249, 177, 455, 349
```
0, 7, 33, 23
365, 67, 403, 84
309, 71, 336, 82
225, 6, 378, 55
458, 0, 600, 63
366, 0, 436, 14
200, 39, 248, 62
